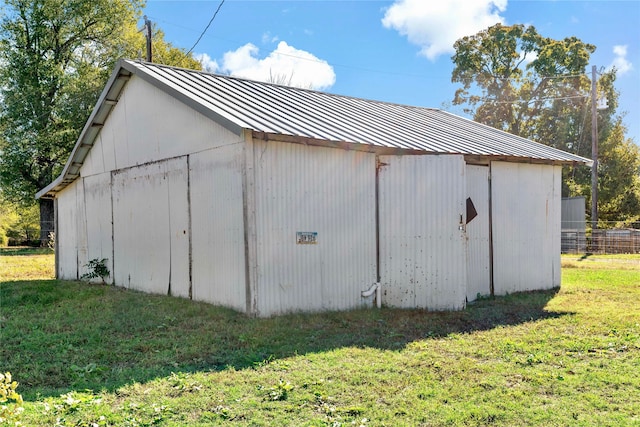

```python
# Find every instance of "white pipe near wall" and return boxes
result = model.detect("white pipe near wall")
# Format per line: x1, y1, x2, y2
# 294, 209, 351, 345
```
362, 282, 381, 308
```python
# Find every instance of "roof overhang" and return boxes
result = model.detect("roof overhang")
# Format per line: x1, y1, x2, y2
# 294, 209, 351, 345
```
36, 61, 133, 199
252, 130, 593, 167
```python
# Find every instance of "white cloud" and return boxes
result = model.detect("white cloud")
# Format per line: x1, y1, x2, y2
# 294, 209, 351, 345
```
261, 31, 279, 44
220, 41, 336, 90
608, 45, 633, 75
195, 53, 219, 73
382, 0, 507, 60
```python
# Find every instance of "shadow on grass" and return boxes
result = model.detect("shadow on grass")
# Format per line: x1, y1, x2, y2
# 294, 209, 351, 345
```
1, 279, 568, 400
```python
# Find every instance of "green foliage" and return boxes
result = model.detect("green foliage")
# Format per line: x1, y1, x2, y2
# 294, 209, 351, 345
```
595, 119, 640, 226
81, 258, 110, 283
263, 379, 294, 401
0, 192, 40, 246
0, 0, 202, 240
0, 0, 143, 204
0, 372, 24, 424
452, 24, 595, 136
452, 23, 640, 223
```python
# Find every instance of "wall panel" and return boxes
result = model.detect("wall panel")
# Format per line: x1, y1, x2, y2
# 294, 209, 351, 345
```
190, 144, 247, 310
111, 157, 189, 296
252, 140, 377, 316
56, 184, 79, 280
465, 165, 491, 301
76, 180, 88, 278
83, 173, 113, 283
379, 154, 467, 310
491, 162, 561, 294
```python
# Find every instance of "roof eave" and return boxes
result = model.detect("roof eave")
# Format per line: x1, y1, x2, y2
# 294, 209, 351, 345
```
36, 60, 133, 199
253, 130, 593, 166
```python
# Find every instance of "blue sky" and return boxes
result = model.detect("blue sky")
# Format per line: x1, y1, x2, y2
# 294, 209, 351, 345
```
143, 0, 640, 144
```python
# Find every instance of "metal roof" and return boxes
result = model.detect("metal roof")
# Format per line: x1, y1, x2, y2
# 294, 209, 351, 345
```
37, 59, 591, 199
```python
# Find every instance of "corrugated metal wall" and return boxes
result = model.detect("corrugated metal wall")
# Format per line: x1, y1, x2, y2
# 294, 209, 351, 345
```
251, 140, 377, 316
75, 180, 88, 279
491, 162, 561, 294
111, 157, 190, 297
561, 197, 586, 231
56, 184, 79, 280
465, 165, 491, 301
190, 144, 247, 311
378, 154, 467, 310
83, 173, 113, 283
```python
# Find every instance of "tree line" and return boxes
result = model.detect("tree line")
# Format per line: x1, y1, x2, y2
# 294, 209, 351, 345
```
451, 23, 640, 227
1, 3, 638, 246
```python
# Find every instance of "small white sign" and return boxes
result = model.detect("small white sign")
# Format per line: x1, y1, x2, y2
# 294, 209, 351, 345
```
296, 231, 318, 245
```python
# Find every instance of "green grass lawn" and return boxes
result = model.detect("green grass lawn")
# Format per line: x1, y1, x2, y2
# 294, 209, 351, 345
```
1, 250, 639, 426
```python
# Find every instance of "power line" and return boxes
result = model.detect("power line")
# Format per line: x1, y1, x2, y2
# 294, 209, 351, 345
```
482, 94, 589, 105
484, 73, 588, 81
145, 15, 450, 79
182, 0, 225, 65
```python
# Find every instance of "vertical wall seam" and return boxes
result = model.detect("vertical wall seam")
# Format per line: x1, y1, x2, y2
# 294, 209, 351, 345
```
488, 163, 495, 296
249, 138, 258, 315
54, 198, 59, 279
187, 155, 193, 300
246, 134, 259, 316
110, 170, 116, 286
81, 177, 88, 278
375, 156, 382, 284
166, 163, 172, 296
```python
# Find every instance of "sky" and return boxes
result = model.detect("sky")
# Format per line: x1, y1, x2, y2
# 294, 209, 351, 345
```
142, 0, 640, 145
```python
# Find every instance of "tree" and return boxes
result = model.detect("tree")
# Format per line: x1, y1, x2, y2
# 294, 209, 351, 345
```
0, 0, 201, 244
451, 23, 640, 226
0, 190, 40, 246
573, 118, 640, 226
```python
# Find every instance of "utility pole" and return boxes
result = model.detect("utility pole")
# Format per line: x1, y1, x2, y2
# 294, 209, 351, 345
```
144, 16, 152, 62
590, 65, 598, 231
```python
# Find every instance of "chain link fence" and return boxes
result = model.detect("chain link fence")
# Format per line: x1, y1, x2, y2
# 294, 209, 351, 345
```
562, 222, 640, 254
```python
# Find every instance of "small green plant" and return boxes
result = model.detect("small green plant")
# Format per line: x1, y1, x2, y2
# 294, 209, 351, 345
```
0, 372, 24, 424
264, 379, 294, 401
81, 258, 110, 283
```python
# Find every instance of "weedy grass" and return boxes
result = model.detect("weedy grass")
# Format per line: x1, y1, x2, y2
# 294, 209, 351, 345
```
1, 250, 639, 426
561, 253, 640, 270
0, 247, 54, 281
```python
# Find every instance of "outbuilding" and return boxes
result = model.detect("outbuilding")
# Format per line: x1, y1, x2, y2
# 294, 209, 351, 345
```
37, 60, 590, 316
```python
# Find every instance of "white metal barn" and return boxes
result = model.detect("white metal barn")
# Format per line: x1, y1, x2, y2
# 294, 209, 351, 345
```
37, 60, 590, 317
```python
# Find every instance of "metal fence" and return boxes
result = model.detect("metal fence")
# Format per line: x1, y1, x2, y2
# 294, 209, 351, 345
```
562, 228, 640, 254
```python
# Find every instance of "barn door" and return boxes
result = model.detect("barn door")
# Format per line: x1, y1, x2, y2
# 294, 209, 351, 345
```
465, 165, 491, 302
378, 155, 467, 310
